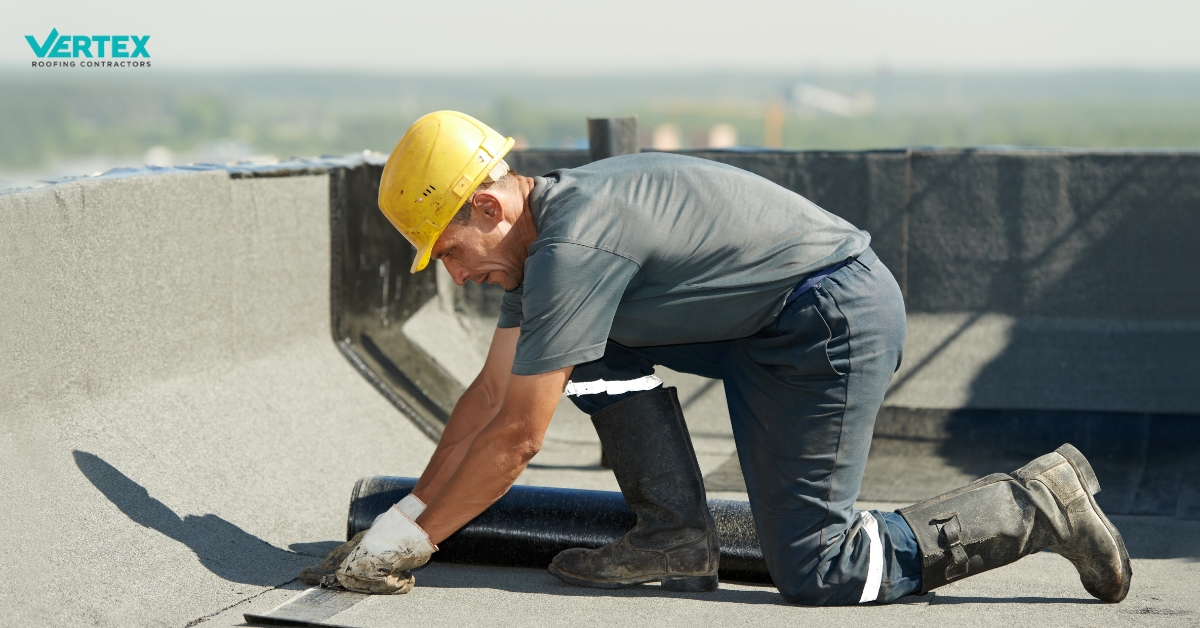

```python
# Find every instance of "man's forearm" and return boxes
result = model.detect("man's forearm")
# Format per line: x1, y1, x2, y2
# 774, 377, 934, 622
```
417, 367, 570, 545
412, 326, 518, 504
412, 381, 502, 502
418, 412, 540, 543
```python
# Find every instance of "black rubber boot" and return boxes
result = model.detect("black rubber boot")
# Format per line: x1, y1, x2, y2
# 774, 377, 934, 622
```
898, 443, 1132, 602
549, 387, 720, 592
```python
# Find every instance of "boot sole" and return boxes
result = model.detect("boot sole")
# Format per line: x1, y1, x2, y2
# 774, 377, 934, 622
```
1055, 444, 1133, 603
547, 563, 719, 592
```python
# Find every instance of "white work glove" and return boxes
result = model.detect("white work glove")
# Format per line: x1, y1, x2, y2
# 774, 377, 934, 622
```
337, 500, 437, 594
394, 493, 426, 519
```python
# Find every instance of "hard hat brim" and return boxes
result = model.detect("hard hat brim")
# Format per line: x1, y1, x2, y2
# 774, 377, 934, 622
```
411, 243, 433, 273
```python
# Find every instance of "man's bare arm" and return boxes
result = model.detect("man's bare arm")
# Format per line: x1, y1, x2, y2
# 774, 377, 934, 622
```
411, 326, 518, 503
416, 365, 572, 545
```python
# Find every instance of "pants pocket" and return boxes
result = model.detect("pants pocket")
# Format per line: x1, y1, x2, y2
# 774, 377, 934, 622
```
744, 293, 845, 383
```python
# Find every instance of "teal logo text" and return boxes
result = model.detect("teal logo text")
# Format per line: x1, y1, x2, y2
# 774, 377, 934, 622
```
26, 29, 150, 58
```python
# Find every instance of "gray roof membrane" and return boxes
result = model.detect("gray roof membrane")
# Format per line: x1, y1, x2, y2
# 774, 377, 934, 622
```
1, 152, 1197, 627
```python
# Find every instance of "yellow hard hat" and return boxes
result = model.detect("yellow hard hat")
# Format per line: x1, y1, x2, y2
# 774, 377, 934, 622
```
379, 111, 515, 273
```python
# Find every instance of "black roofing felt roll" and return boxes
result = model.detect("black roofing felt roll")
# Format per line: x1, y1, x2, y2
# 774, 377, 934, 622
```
347, 476, 772, 585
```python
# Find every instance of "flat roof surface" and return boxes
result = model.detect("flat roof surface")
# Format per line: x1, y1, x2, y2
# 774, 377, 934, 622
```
3, 165, 1196, 628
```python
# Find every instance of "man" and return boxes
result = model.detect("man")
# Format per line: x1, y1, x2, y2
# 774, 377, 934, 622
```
319, 111, 1131, 605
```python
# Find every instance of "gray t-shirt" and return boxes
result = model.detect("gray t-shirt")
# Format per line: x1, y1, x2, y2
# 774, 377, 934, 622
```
497, 152, 870, 375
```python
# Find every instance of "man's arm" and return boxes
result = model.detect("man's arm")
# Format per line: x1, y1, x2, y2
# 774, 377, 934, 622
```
416, 364, 572, 545
411, 326, 519, 503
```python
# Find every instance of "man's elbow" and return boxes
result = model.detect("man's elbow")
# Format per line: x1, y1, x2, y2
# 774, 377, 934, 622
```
495, 422, 543, 463
466, 377, 506, 413
512, 432, 543, 462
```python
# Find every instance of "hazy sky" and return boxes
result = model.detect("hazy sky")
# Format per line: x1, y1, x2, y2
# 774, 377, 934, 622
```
5, 0, 1199, 73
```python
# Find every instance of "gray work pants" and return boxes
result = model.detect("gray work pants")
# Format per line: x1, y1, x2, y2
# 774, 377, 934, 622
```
568, 247, 922, 605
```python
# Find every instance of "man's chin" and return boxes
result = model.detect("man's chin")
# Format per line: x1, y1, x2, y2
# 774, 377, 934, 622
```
495, 274, 522, 291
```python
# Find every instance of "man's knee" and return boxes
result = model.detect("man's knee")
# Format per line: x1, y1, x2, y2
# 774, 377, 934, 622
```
566, 348, 660, 415
775, 568, 869, 606
765, 512, 880, 606
771, 510, 921, 606
565, 372, 664, 414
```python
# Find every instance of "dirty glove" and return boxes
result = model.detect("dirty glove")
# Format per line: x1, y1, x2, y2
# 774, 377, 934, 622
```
299, 494, 427, 590
336, 500, 437, 594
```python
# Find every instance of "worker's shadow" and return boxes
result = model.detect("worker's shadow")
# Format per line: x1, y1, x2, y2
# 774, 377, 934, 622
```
73, 450, 326, 586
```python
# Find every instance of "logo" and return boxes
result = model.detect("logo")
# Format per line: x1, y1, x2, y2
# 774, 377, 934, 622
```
25, 28, 151, 68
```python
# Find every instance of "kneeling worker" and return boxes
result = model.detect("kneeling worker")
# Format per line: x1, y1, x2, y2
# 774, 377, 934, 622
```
322, 111, 1131, 605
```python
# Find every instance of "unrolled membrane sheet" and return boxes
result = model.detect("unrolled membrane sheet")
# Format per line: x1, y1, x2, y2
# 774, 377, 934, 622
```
347, 477, 772, 585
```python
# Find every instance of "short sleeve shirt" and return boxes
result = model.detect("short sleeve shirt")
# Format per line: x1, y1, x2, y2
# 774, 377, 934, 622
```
497, 152, 870, 375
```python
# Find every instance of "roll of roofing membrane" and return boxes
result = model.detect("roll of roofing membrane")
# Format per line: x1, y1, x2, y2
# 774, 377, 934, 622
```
347, 476, 772, 585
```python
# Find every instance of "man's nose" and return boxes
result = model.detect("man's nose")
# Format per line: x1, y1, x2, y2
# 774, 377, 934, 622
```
444, 260, 470, 287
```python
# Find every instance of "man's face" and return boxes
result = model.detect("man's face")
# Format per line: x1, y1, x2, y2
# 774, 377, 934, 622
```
431, 192, 526, 291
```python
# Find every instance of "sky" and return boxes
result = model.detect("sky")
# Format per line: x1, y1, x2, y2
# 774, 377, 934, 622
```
4, 0, 1200, 73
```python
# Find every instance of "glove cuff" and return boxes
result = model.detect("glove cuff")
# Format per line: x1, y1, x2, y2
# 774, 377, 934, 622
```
396, 493, 427, 519
361, 505, 438, 554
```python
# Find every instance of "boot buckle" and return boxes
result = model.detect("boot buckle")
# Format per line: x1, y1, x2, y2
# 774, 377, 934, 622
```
936, 513, 971, 581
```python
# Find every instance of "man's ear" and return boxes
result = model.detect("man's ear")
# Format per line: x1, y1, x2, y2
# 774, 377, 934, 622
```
471, 190, 504, 226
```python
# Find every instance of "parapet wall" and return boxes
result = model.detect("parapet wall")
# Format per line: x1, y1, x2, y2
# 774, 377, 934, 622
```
506, 148, 1200, 318
677, 149, 1200, 320
4, 147, 1196, 453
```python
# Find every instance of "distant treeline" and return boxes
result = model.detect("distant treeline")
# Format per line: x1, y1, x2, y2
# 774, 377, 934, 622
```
2, 71, 1200, 170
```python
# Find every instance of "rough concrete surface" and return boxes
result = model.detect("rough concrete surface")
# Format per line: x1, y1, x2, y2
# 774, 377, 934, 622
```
0, 171, 435, 626
209, 548, 1199, 628
3, 166, 1197, 627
